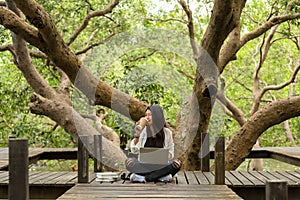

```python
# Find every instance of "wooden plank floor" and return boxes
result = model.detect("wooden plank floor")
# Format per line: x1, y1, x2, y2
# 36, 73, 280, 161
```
1, 170, 300, 199
57, 184, 242, 200
57, 170, 300, 199
0, 171, 79, 186
0, 148, 42, 170
1, 170, 300, 187
175, 170, 300, 187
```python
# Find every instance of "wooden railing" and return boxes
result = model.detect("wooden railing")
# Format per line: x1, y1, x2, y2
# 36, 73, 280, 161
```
214, 136, 225, 185
199, 133, 225, 184
8, 137, 29, 199
199, 133, 290, 200
77, 135, 103, 183
7, 133, 293, 200
7, 135, 103, 199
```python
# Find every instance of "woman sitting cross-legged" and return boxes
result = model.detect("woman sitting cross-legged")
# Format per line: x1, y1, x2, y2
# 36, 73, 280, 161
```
125, 105, 182, 183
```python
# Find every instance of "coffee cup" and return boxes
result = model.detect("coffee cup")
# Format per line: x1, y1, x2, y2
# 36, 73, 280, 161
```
135, 118, 148, 131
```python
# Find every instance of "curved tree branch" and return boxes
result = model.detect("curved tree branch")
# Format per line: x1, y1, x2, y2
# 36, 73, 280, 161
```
147, 17, 186, 24
75, 24, 119, 56
0, 44, 15, 58
178, 0, 199, 59
225, 95, 300, 170
29, 93, 126, 171
219, 13, 300, 72
10, 0, 81, 82
66, 0, 120, 46
57, 68, 71, 102
251, 35, 266, 115
218, 0, 299, 73
251, 53, 300, 115
261, 54, 300, 96
217, 77, 246, 126
241, 14, 300, 49
5, 0, 56, 99
81, 108, 120, 146
0, 7, 40, 46
261, 25, 279, 63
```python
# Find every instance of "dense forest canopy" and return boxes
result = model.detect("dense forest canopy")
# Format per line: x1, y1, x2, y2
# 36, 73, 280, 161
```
0, 0, 299, 171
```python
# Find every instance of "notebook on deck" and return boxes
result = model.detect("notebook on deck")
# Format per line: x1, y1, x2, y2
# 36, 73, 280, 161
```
138, 147, 169, 165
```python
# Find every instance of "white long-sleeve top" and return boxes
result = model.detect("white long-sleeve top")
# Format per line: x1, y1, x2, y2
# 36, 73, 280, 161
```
130, 127, 175, 160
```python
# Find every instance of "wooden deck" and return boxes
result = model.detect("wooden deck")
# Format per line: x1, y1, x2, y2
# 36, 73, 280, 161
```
0, 170, 299, 187
1, 147, 300, 199
1, 170, 300, 199
0, 171, 78, 186
57, 170, 300, 200
58, 184, 242, 200
0, 171, 84, 199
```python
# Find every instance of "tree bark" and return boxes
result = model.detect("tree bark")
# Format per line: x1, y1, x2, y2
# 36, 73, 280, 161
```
30, 93, 126, 170
81, 109, 121, 147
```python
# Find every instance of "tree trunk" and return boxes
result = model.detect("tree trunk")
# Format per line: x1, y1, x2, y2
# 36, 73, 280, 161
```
179, 0, 245, 170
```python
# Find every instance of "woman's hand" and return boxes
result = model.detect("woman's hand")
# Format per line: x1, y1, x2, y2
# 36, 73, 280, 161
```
134, 120, 142, 136
168, 152, 172, 160
135, 117, 148, 132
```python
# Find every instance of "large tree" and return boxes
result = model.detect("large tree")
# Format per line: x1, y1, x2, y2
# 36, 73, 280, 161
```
0, 0, 299, 171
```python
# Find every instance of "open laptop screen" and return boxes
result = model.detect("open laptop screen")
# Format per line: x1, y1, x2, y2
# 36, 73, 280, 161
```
138, 147, 169, 165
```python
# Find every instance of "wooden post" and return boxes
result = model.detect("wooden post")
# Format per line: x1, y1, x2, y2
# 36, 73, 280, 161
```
266, 180, 288, 200
94, 134, 103, 172
9, 138, 29, 200
214, 136, 225, 185
200, 132, 210, 172
78, 135, 89, 183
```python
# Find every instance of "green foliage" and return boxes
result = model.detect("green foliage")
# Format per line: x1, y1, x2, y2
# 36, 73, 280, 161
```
261, 118, 300, 147
1, 0, 299, 152
0, 50, 74, 148
93, 56, 184, 140
237, 158, 300, 171
209, 111, 238, 140
0, 27, 11, 43
30, 160, 77, 172
223, 0, 300, 147
0, 58, 30, 145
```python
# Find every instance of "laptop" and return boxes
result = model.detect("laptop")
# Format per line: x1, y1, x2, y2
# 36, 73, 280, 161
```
138, 147, 169, 165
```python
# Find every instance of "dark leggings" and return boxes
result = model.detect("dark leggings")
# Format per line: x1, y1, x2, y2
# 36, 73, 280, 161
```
125, 157, 181, 182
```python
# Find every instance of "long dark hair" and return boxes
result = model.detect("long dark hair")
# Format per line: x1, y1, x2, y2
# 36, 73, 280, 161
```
144, 105, 166, 148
